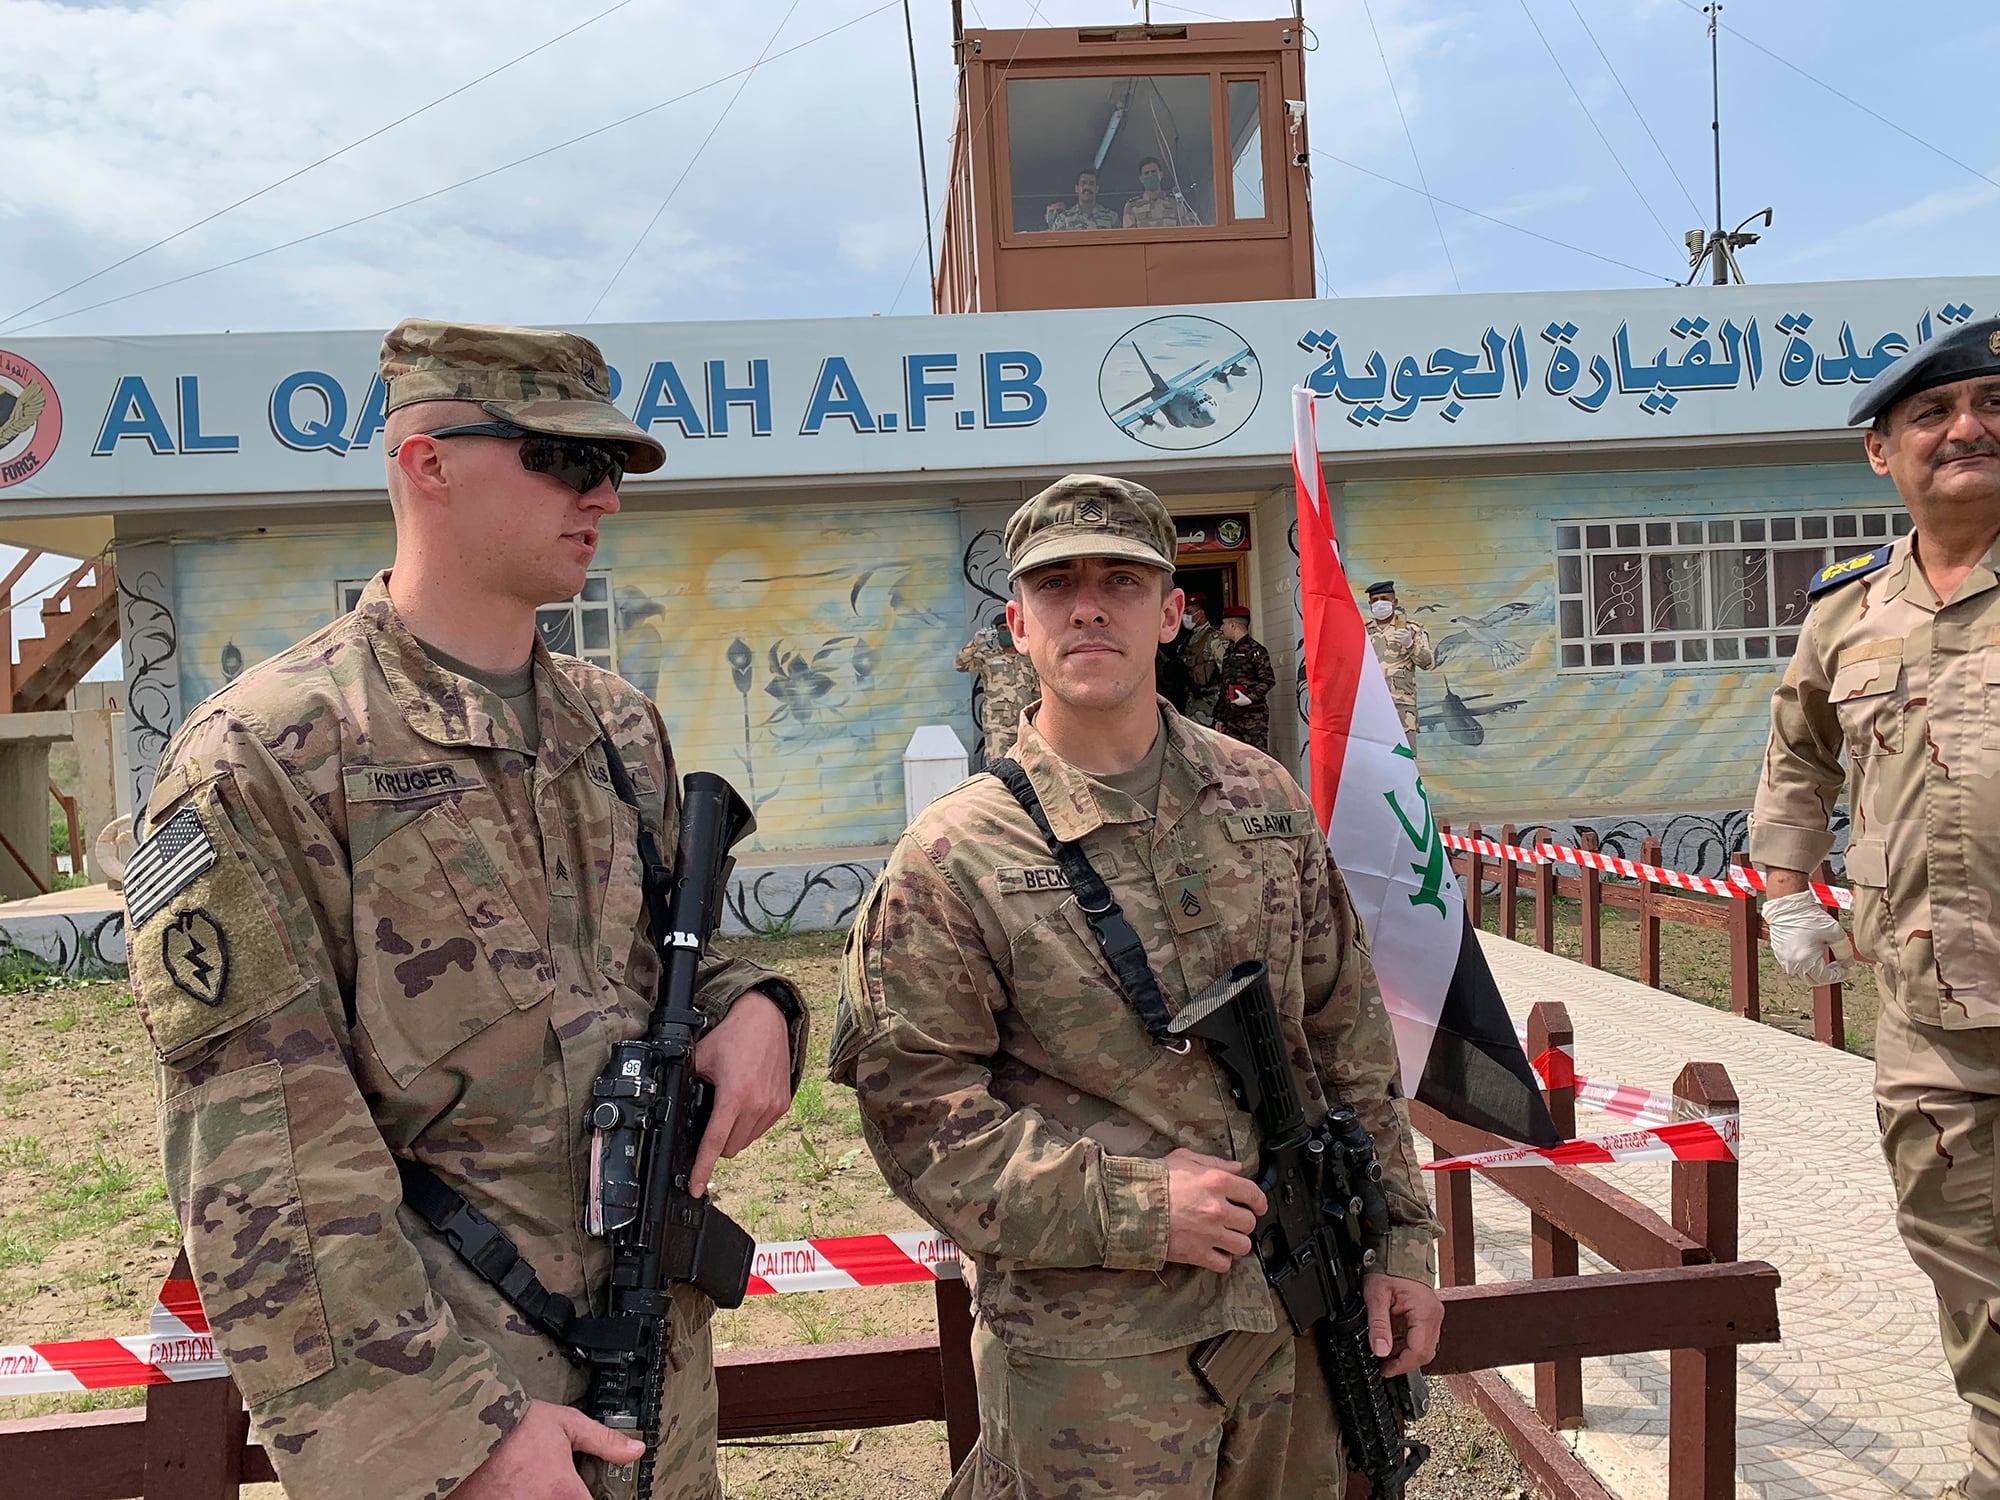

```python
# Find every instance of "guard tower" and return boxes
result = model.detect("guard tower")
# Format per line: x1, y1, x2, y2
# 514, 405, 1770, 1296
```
934, 8, 1314, 314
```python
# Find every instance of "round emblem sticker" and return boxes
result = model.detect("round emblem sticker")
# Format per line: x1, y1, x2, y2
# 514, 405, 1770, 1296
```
1100, 314, 1262, 451
0, 350, 62, 490
1217, 519, 1244, 547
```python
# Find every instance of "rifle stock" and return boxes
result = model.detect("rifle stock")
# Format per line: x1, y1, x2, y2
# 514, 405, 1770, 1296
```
1170, 960, 1430, 1498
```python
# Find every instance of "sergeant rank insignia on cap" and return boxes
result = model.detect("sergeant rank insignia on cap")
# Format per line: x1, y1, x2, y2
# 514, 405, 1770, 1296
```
1806, 548, 1892, 597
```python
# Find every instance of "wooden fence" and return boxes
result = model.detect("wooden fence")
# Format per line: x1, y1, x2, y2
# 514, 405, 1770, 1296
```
0, 1009, 1778, 1500
1444, 821, 1851, 1051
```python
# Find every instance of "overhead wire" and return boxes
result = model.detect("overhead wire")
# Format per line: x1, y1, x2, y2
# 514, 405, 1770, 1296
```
584, 0, 803, 320
1312, 148, 1680, 284
1514, 0, 1680, 255
4, 2, 902, 336
0, 0, 644, 333
902, 0, 938, 290
1358, 0, 1461, 293
1563, 0, 1703, 222
1668, 0, 2000, 195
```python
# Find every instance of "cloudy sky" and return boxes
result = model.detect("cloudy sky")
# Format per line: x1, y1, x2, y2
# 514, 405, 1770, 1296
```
1, 0, 1994, 675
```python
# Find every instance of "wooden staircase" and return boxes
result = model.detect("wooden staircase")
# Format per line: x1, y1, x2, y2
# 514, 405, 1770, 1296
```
3, 551, 119, 713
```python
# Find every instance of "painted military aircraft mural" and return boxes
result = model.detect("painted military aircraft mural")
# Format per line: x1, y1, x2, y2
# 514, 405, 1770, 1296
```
1109, 340, 1255, 434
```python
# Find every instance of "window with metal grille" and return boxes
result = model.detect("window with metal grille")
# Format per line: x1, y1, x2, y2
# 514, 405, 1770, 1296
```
334, 573, 617, 672
1554, 509, 1910, 671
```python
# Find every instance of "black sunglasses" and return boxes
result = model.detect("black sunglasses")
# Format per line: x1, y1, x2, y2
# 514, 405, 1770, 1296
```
387, 421, 628, 495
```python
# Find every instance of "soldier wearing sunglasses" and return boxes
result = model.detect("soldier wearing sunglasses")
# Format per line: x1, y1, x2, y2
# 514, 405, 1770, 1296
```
126, 320, 807, 1500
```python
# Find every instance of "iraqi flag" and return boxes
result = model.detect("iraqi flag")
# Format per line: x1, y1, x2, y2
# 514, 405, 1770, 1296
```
1292, 387, 1558, 1148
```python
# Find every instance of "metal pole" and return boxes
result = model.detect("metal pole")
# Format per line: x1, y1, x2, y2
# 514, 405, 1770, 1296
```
1708, 4, 1727, 284
902, 0, 937, 301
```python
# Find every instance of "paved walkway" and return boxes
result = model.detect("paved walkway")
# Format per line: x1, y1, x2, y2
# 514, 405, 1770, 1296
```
1451, 933, 1961, 1500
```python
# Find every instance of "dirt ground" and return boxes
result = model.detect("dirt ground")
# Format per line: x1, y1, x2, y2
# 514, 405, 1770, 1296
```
1, 930, 1559, 1497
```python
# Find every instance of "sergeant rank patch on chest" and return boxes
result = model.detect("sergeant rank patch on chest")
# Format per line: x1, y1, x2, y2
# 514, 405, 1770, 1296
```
343, 759, 485, 803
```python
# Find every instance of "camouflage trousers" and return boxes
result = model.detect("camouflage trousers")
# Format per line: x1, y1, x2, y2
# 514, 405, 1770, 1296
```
1877, 981, 2000, 1500
1214, 714, 1269, 755
943, 1323, 1346, 1499
1391, 697, 1419, 740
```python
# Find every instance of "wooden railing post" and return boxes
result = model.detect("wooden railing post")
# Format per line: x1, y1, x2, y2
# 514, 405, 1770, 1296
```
1528, 1002, 1583, 1430
1638, 836, 1664, 991
143, 1248, 249, 1499
933, 1277, 979, 1471
1578, 830, 1604, 970
1809, 859, 1847, 1052
1465, 821, 1485, 932
1533, 840, 1556, 953
1500, 824, 1520, 943
1727, 854, 1762, 1022
1669, 1062, 1739, 1500
1433, 1142, 1477, 1290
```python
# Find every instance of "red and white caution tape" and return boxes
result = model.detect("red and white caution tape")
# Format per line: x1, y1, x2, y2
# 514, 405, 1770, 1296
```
1516, 1029, 1680, 1129
0, 1275, 221, 1396
1424, 1114, 1739, 1172
1437, 830, 1854, 910
0, 1236, 968, 1396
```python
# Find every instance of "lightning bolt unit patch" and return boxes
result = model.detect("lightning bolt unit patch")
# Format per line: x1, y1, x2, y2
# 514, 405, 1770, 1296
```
161, 908, 229, 1006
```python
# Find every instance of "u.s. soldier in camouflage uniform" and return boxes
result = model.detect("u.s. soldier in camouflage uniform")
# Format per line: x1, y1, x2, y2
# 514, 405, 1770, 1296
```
1050, 167, 1119, 232
1122, 155, 1201, 229
126, 321, 806, 1500
831, 474, 1440, 1499
1363, 581, 1436, 741
955, 610, 1042, 763
1213, 604, 1276, 753
1751, 318, 2000, 1500
1179, 594, 1228, 726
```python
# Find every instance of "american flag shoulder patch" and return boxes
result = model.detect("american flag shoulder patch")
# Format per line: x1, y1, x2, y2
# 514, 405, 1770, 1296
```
124, 805, 218, 929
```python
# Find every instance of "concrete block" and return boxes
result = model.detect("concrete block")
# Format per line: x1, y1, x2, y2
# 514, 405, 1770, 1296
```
903, 725, 968, 826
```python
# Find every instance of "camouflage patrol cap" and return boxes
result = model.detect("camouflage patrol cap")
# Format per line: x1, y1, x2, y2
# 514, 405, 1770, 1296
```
379, 319, 666, 474
1005, 474, 1178, 580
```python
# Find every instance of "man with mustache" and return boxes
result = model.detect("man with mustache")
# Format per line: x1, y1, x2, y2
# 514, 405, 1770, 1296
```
125, 321, 805, 1500
1752, 316, 2000, 1500
831, 475, 1439, 1498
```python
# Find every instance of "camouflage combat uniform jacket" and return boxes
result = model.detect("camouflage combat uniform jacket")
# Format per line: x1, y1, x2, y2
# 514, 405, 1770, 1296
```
1214, 634, 1277, 750
830, 704, 1435, 1360
129, 573, 803, 1498
1366, 613, 1436, 738
1180, 621, 1228, 726
1750, 532, 2000, 1027
1123, 193, 1198, 228
1051, 201, 1119, 231
954, 628, 1042, 762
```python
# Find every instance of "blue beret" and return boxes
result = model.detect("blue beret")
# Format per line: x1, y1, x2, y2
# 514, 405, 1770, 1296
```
1848, 315, 2000, 425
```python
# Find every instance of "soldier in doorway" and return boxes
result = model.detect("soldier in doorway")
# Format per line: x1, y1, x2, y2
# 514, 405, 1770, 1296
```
955, 610, 1042, 763
1363, 581, 1436, 742
1214, 605, 1276, 753
1179, 593, 1228, 726
1750, 318, 2000, 1500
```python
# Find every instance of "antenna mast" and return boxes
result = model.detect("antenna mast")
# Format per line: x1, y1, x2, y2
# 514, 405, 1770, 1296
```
1685, 4, 1770, 286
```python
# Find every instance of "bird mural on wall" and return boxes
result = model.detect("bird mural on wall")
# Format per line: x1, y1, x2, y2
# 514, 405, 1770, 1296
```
1425, 601, 1535, 670
1419, 675, 1526, 747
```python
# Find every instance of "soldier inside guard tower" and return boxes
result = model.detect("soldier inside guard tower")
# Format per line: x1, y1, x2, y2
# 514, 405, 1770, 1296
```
831, 473, 1440, 1499
1751, 317, 2000, 1500
124, 320, 808, 1500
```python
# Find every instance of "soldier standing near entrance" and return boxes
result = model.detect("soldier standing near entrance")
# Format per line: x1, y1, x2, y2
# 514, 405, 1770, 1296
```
125, 321, 807, 1500
1180, 593, 1228, 725
1215, 605, 1276, 753
955, 610, 1042, 763
1750, 319, 2000, 1500
1364, 581, 1435, 742
831, 473, 1439, 1499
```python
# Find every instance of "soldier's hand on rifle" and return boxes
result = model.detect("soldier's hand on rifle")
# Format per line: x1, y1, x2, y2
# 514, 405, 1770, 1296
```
455, 1398, 643, 1500
1164, 1148, 1269, 1272
1362, 1273, 1443, 1378
689, 989, 795, 1198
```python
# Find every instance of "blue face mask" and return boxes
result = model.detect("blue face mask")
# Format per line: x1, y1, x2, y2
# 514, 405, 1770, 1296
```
1140, 171, 1162, 191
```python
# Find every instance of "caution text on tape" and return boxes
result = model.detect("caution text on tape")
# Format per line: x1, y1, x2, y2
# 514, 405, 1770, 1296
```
1423, 1114, 1740, 1172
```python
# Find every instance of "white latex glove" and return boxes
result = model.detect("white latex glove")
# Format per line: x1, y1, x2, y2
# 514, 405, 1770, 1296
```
1229, 689, 1252, 706
1764, 889, 1850, 985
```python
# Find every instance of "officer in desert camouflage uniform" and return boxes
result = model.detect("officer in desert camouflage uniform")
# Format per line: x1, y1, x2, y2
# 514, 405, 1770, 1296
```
1213, 604, 1276, 753
1364, 581, 1436, 741
125, 321, 806, 1500
1179, 593, 1228, 726
1751, 318, 2000, 1500
955, 610, 1042, 763
830, 474, 1440, 1499
1050, 167, 1119, 231
1123, 155, 1201, 228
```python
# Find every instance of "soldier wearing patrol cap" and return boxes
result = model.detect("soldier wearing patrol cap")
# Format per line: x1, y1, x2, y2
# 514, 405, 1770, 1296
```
126, 319, 808, 1500
1363, 581, 1436, 741
1751, 316, 2000, 1500
830, 474, 1439, 1498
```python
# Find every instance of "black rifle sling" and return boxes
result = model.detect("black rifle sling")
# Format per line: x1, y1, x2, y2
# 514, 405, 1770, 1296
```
393, 723, 667, 1363
987, 758, 1177, 1047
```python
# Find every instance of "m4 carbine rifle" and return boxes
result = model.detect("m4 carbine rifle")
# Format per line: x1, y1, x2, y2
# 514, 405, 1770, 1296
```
581, 769, 759, 1500
1169, 960, 1430, 1499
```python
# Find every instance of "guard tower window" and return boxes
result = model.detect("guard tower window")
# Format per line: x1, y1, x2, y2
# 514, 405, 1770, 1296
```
1007, 74, 1215, 234
1226, 80, 1265, 220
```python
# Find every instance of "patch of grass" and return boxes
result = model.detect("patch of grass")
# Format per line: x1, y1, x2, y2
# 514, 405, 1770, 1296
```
779, 1298, 853, 1345
791, 1077, 827, 1127
0, 947, 90, 995
41, 1153, 141, 1210
746, 911, 801, 941
44, 1001, 80, 1034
